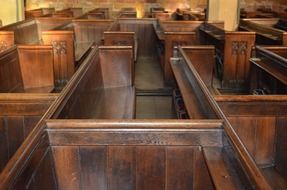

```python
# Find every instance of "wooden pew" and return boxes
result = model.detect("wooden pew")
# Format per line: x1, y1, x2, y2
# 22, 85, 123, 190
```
51, 8, 83, 18
25, 8, 55, 19
0, 46, 272, 190
200, 23, 256, 88
240, 18, 287, 45
88, 8, 109, 19
104, 18, 159, 62
215, 96, 287, 189
118, 8, 137, 18
274, 18, 287, 31
249, 46, 287, 94
176, 45, 287, 188
0, 94, 57, 173
155, 20, 223, 85
0, 18, 79, 87
41, 18, 112, 84
41, 19, 113, 86
0, 46, 55, 93
56, 46, 135, 119
170, 46, 277, 189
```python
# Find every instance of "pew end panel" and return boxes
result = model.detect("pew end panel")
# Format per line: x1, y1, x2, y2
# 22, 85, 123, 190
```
17, 45, 54, 91
222, 32, 256, 89
42, 31, 75, 87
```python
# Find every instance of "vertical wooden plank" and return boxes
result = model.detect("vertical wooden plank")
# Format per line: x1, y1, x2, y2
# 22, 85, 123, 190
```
52, 146, 80, 190
79, 146, 107, 190
255, 117, 276, 166
136, 146, 165, 190
166, 146, 194, 190
228, 117, 256, 158
6, 116, 25, 159
275, 117, 287, 180
108, 146, 136, 190
30, 149, 58, 190
0, 117, 8, 171
193, 147, 215, 190
23, 116, 41, 138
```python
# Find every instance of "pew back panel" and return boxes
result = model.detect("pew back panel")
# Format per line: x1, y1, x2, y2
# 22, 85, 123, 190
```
73, 20, 113, 44
55, 46, 135, 119
0, 47, 23, 92
0, 19, 40, 45
116, 19, 158, 57
18, 45, 54, 90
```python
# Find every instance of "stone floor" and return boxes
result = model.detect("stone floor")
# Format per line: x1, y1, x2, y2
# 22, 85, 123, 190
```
136, 96, 176, 119
135, 56, 165, 90
135, 56, 176, 119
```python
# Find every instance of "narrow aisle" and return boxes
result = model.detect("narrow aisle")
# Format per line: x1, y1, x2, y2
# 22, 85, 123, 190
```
135, 56, 165, 90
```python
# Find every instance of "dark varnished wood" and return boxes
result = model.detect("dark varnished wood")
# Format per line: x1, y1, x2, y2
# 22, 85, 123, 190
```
0, 94, 57, 173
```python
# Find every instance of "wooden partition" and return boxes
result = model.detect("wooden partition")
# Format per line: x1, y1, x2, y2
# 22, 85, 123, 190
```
179, 46, 216, 91
215, 96, 287, 189
240, 18, 287, 46
200, 23, 256, 89
250, 46, 287, 94
0, 45, 273, 189
0, 31, 14, 52
0, 94, 57, 173
0, 19, 41, 44
155, 21, 220, 84
55, 46, 135, 119
73, 19, 113, 45
0, 46, 55, 93
42, 31, 75, 87
25, 8, 55, 19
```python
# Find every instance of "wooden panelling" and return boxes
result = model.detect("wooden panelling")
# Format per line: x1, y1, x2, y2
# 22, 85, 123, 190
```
73, 20, 113, 45
180, 46, 215, 87
117, 19, 157, 57
164, 32, 198, 84
223, 32, 255, 88
0, 47, 23, 92
108, 146, 135, 190
228, 117, 276, 166
275, 117, 287, 181
0, 94, 56, 173
10, 134, 58, 190
18, 45, 54, 89
51, 144, 214, 190
99, 46, 134, 87
0, 31, 14, 52
42, 31, 75, 86
0, 19, 40, 44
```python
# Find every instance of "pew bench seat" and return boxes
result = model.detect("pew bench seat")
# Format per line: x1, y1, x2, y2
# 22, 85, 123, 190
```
203, 147, 246, 189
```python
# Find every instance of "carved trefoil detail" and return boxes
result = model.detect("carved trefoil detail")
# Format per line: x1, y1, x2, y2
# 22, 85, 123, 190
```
232, 41, 247, 55
51, 41, 67, 55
